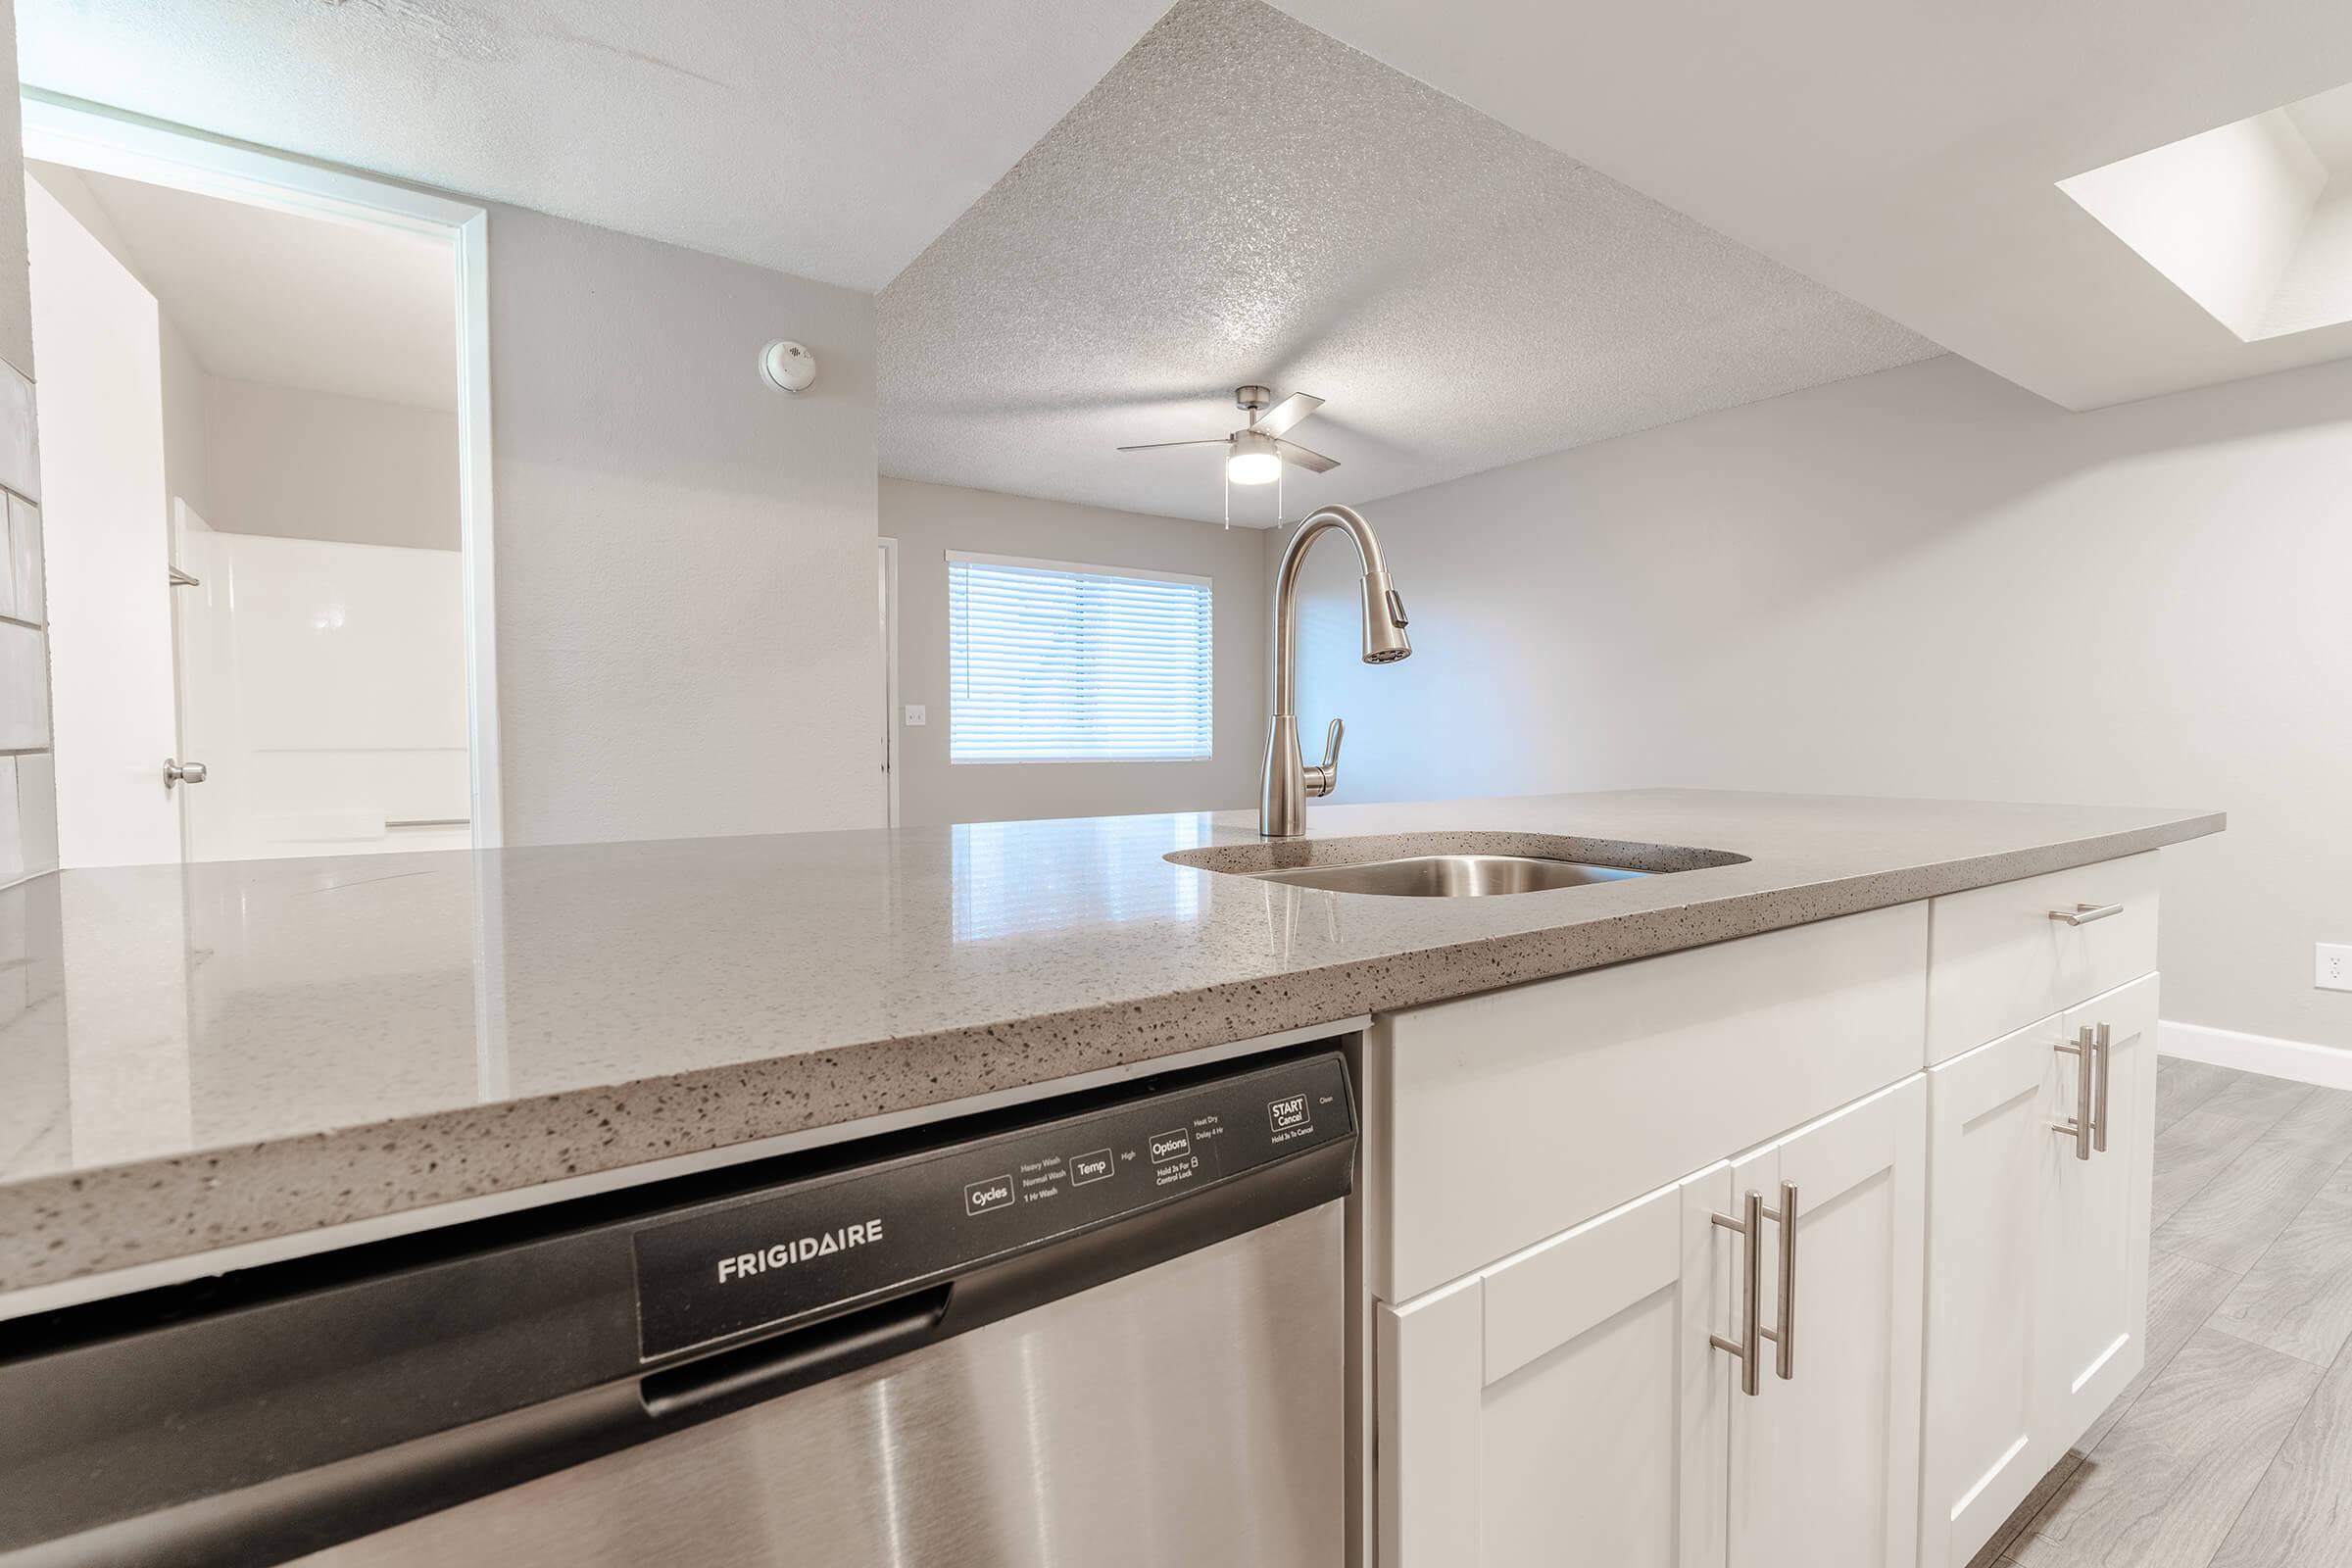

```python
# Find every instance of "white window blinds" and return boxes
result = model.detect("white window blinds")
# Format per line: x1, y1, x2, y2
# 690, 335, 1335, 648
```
948, 552, 1213, 762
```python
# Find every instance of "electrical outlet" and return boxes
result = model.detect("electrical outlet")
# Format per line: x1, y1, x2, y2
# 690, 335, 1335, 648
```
904, 705, 927, 727
2321, 943, 2352, 992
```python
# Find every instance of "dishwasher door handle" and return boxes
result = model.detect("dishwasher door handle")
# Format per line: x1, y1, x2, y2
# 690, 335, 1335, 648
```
640, 1286, 952, 1420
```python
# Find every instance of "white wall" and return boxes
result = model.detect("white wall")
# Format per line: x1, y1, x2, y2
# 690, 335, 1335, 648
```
176, 529, 466, 860
1282, 352, 2352, 1055
24, 177, 179, 869
203, 375, 456, 550
882, 477, 1269, 826
158, 315, 209, 524
488, 203, 883, 846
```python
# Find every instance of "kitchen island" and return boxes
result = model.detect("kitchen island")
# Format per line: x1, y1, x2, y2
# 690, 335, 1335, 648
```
1, 788, 2217, 1303
0, 787, 2226, 1567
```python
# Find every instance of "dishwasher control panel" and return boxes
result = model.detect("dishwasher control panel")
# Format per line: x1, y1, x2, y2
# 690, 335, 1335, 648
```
631, 1051, 1352, 1359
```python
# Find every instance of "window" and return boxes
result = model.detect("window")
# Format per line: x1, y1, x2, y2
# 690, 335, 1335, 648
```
948, 552, 1212, 763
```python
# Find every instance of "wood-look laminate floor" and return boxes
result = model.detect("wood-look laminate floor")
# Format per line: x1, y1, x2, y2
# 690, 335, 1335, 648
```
1971, 1059, 2352, 1568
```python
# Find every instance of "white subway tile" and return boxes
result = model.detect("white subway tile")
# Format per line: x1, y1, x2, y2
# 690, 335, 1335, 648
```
0, 363, 35, 504
0, 759, 21, 886
8, 496, 40, 623
0, 622, 50, 751
16, 753, 55, 875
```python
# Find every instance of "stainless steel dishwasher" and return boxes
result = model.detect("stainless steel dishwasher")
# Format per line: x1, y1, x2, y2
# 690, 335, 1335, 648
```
0, 1051, 1354, 1567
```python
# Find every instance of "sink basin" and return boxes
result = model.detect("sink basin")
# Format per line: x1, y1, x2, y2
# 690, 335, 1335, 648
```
1248, 853, 1649, 898
1163, 830, 1748, 897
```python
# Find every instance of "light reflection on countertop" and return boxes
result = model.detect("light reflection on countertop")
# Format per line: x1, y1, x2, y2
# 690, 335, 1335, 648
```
0, 789, 2223, 1297
951, 815, 1208, 942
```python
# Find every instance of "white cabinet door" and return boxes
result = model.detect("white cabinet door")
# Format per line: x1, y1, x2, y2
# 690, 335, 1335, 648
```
1376, 1167, 1736, 1568
1921, 1018, 2063, 1568
1729, 1075, 1926, 1568
2039, 973, 2157, 1445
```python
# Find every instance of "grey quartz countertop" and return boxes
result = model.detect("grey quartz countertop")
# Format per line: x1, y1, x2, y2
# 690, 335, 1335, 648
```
0, 789, 2222, 1299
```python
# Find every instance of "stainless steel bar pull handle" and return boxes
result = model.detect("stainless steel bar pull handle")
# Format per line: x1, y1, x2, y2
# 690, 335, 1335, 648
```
2049, 902, 2124, 926
2090, 1022, 2112, 1154
1710, 1190, 1764, 1396
2052, 1027, 2094, 1160
1757, 1181, 1796, 1381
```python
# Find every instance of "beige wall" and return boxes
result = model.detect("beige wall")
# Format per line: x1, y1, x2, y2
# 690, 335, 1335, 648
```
883, 477, 1269, 826
490, 204, 883, 846
202, 375, 456, 549
1280, 351, 2352, 1055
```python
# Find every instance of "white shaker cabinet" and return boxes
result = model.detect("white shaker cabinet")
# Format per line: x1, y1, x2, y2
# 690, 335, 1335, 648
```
1919, 973, 2158, 1568
1921, 1015, 2062, 1567
1375, 1168, 1736, 1568
1364, 856, 2169, 1568
1376, 1076, 1928, 1568
2041, 974, 2157, 1445
1728, 1075, 1926, 1568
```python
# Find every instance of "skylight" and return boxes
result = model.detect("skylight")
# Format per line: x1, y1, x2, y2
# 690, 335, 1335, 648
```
2060, 80, 2352, 342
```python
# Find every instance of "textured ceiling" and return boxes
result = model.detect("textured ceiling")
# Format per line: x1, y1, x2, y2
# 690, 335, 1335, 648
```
15, 0, 1173, 292
1276, 0, 2352, 411
878, 0, 1939, 525
30, 164, 457, 410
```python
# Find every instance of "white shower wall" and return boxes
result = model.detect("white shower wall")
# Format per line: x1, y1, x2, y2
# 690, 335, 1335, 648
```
175, 526, 467, 860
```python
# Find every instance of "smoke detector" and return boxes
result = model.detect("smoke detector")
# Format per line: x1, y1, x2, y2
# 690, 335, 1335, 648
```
760, 340, 816, 393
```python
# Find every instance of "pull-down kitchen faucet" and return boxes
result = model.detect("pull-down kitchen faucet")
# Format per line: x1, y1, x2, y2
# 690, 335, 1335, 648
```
1260, 505, 1411, 838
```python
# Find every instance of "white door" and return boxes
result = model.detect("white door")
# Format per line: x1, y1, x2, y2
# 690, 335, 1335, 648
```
2039, 973, 2157, 1444
1729, 1075, 1926, 1568
24, 175, 183, 868
1376, 1168, 1736, 1568
1922, 1018, 2063, 1568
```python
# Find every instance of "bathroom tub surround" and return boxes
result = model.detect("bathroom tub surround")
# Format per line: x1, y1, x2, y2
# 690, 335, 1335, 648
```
0, 789, 2220, 1300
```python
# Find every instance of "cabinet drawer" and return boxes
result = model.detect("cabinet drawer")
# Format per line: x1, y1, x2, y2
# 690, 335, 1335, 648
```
1926, 854, 2157, 1063
1370, 903, 1928, 1302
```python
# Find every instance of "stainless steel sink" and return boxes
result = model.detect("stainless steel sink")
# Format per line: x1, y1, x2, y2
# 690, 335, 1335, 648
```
1248, 853, 1649, 898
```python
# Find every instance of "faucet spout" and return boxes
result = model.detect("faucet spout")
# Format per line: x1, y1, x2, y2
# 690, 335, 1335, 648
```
1261, 505, 1412, 838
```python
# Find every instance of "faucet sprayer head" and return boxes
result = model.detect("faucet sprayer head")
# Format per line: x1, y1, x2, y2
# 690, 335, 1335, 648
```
1361, 570, 1411, 664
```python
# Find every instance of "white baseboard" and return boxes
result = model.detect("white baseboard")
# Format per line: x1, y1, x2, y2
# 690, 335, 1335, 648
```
2161, 1020, 2352, 1091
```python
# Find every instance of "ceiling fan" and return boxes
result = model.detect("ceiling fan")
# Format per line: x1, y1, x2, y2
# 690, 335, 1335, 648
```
1116, 385, 1340, 486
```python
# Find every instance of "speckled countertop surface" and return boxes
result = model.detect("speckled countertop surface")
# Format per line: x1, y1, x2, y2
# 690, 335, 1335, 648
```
0, 790, 2222, 1299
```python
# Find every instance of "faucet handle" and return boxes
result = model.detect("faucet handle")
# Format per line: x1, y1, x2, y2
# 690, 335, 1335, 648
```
1305, 717, 1344, 798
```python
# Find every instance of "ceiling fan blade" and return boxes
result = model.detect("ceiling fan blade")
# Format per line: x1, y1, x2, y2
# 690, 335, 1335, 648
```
1251, 392, 1324, 439
1274, 439, 1340, 473
1116, 438, 1229, 452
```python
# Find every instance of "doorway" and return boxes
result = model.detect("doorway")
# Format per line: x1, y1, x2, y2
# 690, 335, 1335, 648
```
879, 535, 901, 828
20, 94, 500, 866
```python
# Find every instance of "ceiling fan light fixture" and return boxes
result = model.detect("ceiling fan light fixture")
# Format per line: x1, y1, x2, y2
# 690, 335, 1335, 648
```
1227, 428, 1281, 485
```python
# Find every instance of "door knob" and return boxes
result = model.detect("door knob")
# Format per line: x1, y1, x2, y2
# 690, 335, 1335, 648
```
164, 759, 208, 788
